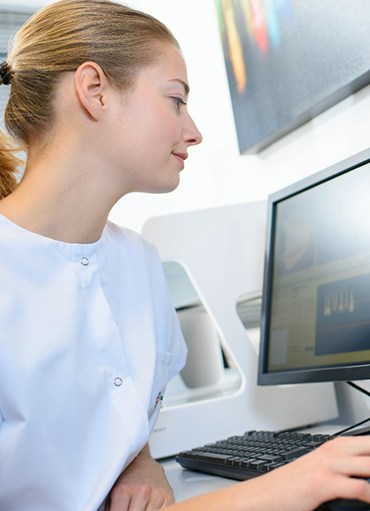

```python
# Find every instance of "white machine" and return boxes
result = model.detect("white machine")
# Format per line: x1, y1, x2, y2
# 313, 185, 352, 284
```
142, 201, 338, 459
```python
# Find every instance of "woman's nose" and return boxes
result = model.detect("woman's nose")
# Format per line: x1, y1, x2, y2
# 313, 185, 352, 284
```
185, 115, 203, 146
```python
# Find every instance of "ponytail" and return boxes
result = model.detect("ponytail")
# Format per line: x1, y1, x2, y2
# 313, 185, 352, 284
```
0, 130, 22, 199
0, 61, 22, 199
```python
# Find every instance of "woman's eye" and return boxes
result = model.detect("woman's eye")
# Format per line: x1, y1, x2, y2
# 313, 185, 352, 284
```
172, 97, 187, 110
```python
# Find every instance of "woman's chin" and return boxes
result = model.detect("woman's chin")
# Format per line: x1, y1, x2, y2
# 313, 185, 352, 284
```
145, 177, 181, 194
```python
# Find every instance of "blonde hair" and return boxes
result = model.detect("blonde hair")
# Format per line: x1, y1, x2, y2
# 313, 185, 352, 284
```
0, 0, 179, 199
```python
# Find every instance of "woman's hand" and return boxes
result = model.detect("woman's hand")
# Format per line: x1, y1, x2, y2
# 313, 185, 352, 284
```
236, 435, 370, 511
106, 444, 175, 511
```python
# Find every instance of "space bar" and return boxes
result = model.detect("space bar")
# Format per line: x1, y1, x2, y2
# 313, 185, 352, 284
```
190, 451, 231, 464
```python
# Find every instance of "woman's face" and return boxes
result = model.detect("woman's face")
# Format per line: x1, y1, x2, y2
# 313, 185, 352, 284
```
108, 43, 203, 195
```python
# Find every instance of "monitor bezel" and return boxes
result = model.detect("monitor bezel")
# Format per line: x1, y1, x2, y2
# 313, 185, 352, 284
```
258, 148, 370, 385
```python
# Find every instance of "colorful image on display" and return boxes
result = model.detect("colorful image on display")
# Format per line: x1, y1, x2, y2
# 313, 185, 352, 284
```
214, 0, 370, 153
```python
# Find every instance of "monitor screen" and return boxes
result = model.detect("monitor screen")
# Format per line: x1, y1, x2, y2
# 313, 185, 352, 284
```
258, 148, 370, 385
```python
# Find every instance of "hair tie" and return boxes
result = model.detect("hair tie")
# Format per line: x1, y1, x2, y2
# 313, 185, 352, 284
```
0, 61, 12, 86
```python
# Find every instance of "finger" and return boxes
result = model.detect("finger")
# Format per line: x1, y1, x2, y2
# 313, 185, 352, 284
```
325, 436, 370, 456
141, 491, 168, 511
161, 493, 176, 508
325, 474, 370, 504
121, 486, 154, 511
108, 492, 132, 511
333, 456, 370, 479
139, 489, 174, 511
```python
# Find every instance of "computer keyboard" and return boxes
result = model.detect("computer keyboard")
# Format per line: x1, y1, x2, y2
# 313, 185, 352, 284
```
175, 429, 333, 480
176, 429, 370, 510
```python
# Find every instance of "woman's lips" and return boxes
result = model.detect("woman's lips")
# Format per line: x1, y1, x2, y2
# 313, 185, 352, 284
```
172, 152, 187, 169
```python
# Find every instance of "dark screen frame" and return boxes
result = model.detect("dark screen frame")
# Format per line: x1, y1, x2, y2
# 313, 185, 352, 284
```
258, 148, 370, 385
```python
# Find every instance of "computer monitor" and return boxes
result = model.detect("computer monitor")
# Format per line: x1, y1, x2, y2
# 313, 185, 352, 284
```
259, 148, 370, 385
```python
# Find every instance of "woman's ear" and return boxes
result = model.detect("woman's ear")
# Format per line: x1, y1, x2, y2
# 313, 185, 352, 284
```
74, 62, 110, 121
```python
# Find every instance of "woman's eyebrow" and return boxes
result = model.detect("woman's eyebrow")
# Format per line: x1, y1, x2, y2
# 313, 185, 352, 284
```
169, 78, 190, 96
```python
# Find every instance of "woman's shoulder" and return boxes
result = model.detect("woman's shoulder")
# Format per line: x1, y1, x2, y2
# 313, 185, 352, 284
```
102, 220, 167, 286
104, 220, 159, 258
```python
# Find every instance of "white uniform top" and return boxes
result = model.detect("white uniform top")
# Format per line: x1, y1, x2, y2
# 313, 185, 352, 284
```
0, 214, 187, 511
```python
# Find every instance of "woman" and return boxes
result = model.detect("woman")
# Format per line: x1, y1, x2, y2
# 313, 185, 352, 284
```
0, 1, 370, 510
0, 1, 199, 509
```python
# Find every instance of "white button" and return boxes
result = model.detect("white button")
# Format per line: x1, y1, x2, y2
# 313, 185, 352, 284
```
80, 257, 89, 266
114, 377, 123, 387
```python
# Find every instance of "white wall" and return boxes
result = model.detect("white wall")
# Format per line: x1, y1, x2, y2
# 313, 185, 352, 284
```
6, 0, 370, 231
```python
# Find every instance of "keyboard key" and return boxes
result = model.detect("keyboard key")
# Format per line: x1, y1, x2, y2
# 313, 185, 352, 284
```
191, 451, 232, 464
259, 454, 284, 463
248, 460, 269, 471
282, 447, 311, 461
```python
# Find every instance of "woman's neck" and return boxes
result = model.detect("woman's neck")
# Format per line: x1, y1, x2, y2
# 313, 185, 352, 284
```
0, 158, 116, 244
